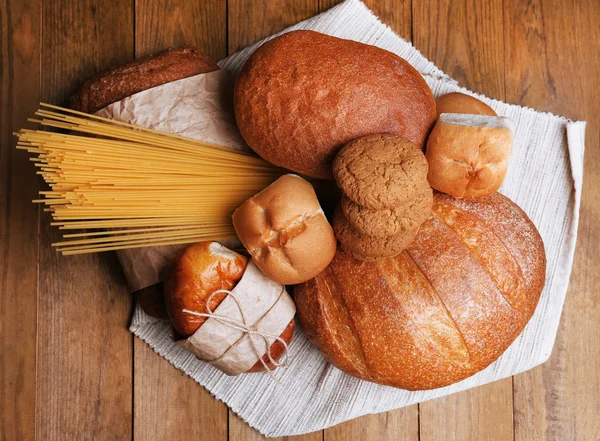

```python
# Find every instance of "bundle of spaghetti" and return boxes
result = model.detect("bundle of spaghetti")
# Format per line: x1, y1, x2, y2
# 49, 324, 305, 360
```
15, 103, 284, 255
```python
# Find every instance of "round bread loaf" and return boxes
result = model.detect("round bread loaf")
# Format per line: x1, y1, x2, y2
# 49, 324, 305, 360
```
333, 134, 431, 210
232, 174, 336, 284
435, 92, 497, 118
295, 192, 546, 390
234, 31, 437, 179
164, 242, 294, 373
333, 204, 416, 261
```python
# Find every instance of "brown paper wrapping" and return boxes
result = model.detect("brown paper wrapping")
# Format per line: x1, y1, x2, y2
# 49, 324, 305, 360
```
96, 70, 245, 292
176, 261, 296, 375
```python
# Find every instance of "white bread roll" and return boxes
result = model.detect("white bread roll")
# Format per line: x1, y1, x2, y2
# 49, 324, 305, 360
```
232, 174, 336, 284
426, 114, 515, 198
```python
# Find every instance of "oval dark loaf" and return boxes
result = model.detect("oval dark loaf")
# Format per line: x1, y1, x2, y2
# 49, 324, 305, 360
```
295, 192, 546, 390
234, 30, 437, 179
70, 46, 219, 114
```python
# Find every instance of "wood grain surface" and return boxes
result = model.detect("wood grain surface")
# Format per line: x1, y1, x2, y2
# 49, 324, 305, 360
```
0, 1, 40, 441
36, 1, 134, 440
132, 2, 228, 440
0, 0, 598, 440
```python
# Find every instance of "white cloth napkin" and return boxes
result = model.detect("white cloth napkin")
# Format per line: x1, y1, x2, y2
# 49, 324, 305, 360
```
130, 0, 586, 436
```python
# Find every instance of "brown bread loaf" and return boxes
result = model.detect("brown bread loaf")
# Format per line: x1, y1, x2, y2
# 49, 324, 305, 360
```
70, 46, 219, 113
295, 192, 546, 390
234, 30, 437, 179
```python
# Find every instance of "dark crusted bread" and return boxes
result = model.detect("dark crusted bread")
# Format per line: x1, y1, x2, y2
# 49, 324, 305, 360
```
233, 31, 437, 179
70, 46, 219, 113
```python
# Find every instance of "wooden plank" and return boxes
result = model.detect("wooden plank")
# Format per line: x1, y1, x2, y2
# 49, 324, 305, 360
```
505, 0, 600, 439
229, 412, 322, 441
226, 1, 319, 438
135, 0, 226, 60
419, 381, 514, 441
413, 0, 514, 440
412, 0, 505, 98
0, 1, 41, 440
227, 0, 320, 53
133, 342, 227, 440
132, 1, 228, 440
319, 0, 412, 41
325, 408, 419, 441
319, 1, 420, 440
36, 0, 134, 439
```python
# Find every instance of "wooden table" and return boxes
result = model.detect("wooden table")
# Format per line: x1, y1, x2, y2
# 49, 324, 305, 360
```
1, 0, 598, 440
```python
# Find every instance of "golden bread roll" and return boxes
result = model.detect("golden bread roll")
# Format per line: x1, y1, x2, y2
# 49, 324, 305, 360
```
426, 113, 515, 198
234, 30, 436, 179
435, 92, 497, 118
232, 174, 336, 285
295, 192, 546, 390
164, 241, 294, 373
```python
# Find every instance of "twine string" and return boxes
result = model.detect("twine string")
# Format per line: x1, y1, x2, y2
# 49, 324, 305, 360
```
182, 287, 290, 381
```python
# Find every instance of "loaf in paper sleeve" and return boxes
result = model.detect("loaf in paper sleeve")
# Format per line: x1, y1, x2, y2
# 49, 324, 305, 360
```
164, 242, 295, 375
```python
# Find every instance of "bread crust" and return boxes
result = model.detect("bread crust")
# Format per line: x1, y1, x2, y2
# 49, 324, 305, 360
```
435, 92, 497, 118
296, 192, 546, 390
164, 242, 294, 373
234, 31, 437, 179
70, 46, 219, 114
426, 115, 514, 198
232, 175, 337, 284
340, 190, 432, 239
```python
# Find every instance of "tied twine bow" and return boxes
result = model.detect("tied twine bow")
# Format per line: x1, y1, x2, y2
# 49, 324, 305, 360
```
182, 287, 290, 382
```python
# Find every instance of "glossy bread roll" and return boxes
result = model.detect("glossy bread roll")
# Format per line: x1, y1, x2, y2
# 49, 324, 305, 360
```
295, 192, 545, 390
435, 92, 497, 118
233, 174, 336, 285
164, 242, 294, 372
234, 30, 437, 179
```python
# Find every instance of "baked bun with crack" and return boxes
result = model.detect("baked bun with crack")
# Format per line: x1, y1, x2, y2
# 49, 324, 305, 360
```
232, 174, 336, 284
426, 113, 515, 199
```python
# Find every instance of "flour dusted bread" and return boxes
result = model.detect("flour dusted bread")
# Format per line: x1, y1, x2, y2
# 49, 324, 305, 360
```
295, 192, 546, 390
234, 31, 437, 179
232, 174, 336, 285
426, 114, 515, 198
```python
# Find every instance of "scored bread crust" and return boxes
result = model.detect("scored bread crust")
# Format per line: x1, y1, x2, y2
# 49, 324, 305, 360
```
295, 192, 546, 390
232, 175, 337, 285
70, 46, 219, 114
234, 30, 437, 179
426, 114, 514, 199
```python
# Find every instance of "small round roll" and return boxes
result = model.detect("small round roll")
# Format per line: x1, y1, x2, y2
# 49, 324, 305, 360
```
232, 174, 336, 285
426, 113, 515, 198
164, 241, 294, 373
435, 92, 496, 119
